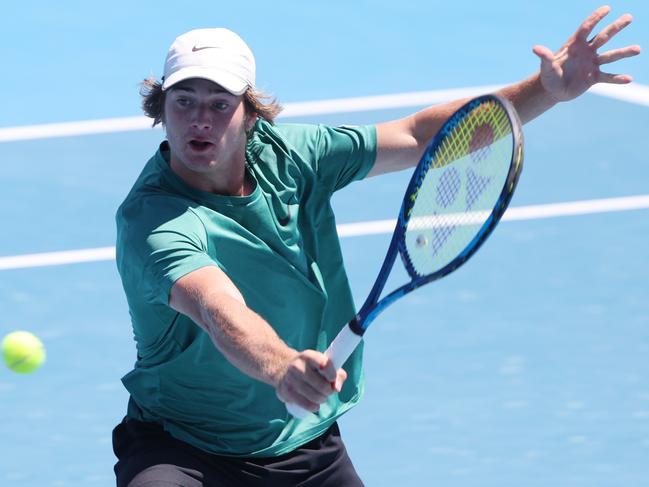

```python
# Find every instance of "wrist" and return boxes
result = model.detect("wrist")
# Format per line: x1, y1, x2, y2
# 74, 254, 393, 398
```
533, 72, 563, 107
266, 348, 299, 387
499, 73, 560, 125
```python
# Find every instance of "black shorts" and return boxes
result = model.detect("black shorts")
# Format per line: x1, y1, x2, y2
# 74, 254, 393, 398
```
112, 419, 364, 487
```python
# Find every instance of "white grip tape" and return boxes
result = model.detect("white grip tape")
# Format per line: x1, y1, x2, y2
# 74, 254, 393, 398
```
286, 401, 310, 419
286, 324, 363, 419
325, 323, 363, 369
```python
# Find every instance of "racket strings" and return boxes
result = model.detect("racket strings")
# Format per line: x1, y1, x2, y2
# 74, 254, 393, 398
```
466, 168, 491, 210
436, 168, 461, 208
403, 100, 514, 276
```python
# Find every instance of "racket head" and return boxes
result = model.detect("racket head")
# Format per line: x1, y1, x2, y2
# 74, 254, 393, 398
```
397, 94, 523, 284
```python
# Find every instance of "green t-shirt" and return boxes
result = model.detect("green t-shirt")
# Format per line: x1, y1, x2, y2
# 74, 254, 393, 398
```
115, 119, 377, 457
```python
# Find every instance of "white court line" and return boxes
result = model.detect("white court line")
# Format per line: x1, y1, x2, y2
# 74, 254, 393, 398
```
589, 83, 649, 107
0, 247, 116, 271
336, 194, 649, 236
1, 83, 647, 142
1, 194, 648, 271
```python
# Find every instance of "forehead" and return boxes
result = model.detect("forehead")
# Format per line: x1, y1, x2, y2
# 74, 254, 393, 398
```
169, 78, 232, 95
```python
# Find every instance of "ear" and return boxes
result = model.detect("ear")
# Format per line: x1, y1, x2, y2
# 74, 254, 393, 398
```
245, 114, 257, 132
244, 115, 257, 139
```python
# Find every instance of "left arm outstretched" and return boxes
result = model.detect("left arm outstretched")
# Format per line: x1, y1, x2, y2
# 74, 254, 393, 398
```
370, 5, 641, 177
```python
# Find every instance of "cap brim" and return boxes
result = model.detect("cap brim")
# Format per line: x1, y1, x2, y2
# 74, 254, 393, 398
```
162, 67, 248, 95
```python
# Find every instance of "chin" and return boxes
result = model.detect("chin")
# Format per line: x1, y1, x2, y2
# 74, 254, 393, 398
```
185, 158, 220, 173
181, 148, 220, 170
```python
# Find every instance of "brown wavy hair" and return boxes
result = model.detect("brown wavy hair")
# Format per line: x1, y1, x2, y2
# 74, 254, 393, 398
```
140, 77, 282, 127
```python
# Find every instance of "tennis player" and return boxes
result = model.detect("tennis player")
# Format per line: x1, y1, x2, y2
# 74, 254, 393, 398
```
112, 7, 639, 486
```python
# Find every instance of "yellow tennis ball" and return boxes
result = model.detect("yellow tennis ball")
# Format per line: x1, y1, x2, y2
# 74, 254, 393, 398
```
2, 331, 46, 374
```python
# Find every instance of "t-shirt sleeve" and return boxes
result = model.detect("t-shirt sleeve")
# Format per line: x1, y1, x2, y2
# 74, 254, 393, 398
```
117, 196, 218, 306
269, 123, 377, 193
312, 124, 377, 191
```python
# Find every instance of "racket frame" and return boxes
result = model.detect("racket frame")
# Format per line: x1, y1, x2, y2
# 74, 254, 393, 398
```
352, 94, 523, 335
287, 94, 523, 418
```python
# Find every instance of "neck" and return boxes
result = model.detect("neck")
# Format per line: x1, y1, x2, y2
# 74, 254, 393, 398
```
168, 148, 253, 196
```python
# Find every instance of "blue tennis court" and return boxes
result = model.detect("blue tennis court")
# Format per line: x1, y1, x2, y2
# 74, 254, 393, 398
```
1, 1, 648, 485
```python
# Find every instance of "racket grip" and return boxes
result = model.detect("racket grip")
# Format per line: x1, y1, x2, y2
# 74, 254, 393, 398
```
325, 323, 363, 369
286, 402, 310, 419
286, 324, 363, 419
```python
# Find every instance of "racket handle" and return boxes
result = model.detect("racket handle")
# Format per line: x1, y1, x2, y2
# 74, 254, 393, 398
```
326, 323, 363, 369
286, 401, 310, 419
286, 324, 363, 419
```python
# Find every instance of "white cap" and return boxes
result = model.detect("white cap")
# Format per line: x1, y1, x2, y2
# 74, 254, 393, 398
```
161, 28, 255, 95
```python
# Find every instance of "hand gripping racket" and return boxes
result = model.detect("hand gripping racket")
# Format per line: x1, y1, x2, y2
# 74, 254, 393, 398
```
287, 94, 524, 418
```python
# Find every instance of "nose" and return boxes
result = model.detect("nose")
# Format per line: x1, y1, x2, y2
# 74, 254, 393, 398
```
191, 104, 212, 130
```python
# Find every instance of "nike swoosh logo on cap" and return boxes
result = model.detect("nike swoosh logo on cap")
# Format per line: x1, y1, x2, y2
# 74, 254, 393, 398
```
192, 45, 218, 52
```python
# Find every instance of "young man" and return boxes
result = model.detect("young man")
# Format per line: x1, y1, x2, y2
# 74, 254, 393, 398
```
113, 7, 639, 486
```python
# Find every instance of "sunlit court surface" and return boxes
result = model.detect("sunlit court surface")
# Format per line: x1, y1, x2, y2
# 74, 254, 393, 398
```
1, 1, 648, 485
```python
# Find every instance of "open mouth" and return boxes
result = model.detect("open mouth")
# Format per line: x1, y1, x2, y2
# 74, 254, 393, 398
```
188, 140, 214, 152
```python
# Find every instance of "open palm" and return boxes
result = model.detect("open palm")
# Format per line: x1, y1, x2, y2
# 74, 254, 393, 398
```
533, 6, 641, 103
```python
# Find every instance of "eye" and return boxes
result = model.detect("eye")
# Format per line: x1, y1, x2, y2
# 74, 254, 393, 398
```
176, 97, 192, 107
213, 101, 229, 110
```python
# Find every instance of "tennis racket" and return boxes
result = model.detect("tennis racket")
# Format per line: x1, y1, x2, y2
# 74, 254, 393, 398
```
287, 94, 524, 418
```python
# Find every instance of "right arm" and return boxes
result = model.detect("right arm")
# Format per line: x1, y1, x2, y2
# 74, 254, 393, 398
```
168, 265, 347, 412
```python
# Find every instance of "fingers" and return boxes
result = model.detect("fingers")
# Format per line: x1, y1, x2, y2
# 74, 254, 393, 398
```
597, 72, 633, 84
333, 368, 347, 393
276, 351, 347, 412
314, 354, 348, 392
589, 13, 633, 50
294, 373, 331, 406
532, 45, 555, 64
575, 5, 611, 41
533, 6, 640, 99
597, 45, 641, 65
